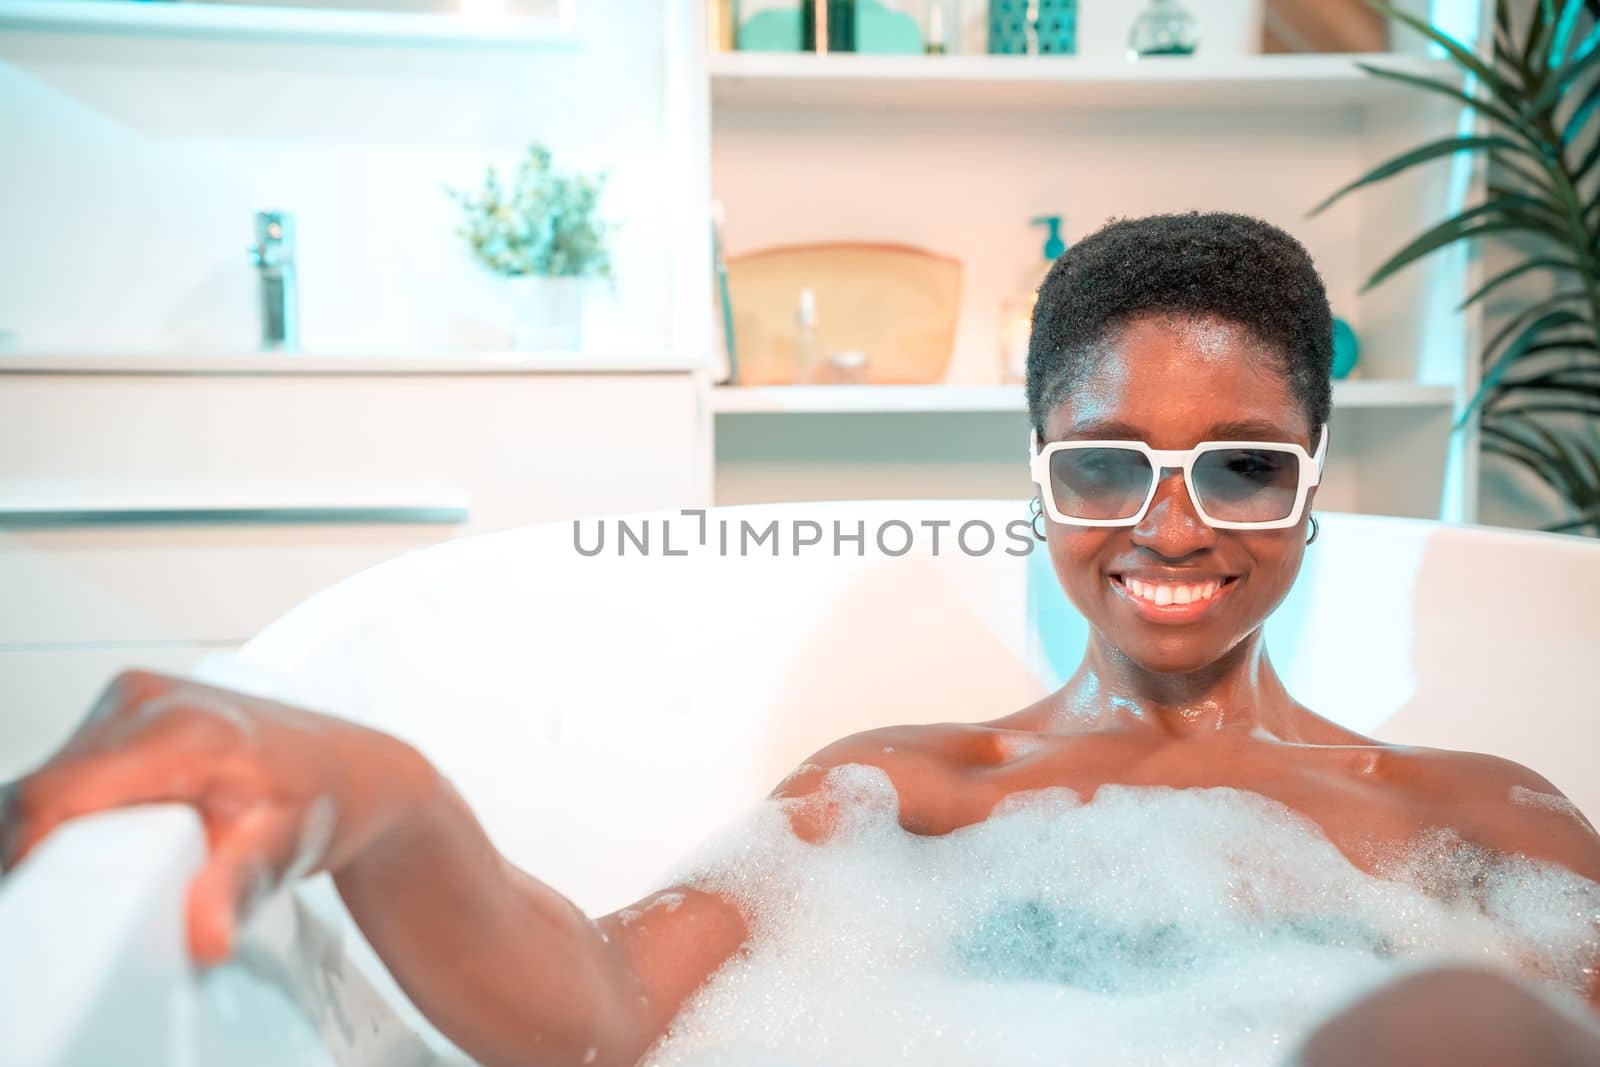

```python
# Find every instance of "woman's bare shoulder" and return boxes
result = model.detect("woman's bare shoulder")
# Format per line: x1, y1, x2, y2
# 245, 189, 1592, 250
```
1392, 745, 1600, 881
767, 721, 983, 801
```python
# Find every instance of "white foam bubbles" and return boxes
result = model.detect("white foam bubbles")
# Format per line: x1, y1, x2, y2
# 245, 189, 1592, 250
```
643, 764, 1600, 1067
1510, 783, 1590, 826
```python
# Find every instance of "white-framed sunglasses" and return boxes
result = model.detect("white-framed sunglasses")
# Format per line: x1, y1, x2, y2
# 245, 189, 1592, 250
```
1029, 423, 1329, 530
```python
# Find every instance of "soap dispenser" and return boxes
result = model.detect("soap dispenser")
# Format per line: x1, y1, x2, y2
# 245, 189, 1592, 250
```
1000, 215, 1066, 385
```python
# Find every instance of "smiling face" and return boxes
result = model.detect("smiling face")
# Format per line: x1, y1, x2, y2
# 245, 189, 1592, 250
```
1040, 314, 1319, 675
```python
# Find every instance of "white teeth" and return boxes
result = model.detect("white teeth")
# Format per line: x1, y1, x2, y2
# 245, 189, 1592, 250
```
1121, 577, 1224, 607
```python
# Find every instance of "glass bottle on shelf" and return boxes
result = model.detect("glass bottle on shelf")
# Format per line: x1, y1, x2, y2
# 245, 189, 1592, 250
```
794, 288, 823, 384
1127, 0, 1199, 58
921, 0, 962, 55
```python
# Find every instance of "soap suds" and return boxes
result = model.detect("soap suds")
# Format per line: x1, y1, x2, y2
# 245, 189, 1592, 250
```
1510, 784, 1589, 825
643, 764, 1600, 1067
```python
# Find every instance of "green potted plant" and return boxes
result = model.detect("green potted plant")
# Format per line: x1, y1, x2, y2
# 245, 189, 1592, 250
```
1313, 0, 1600, 536
448, 143, 612, 351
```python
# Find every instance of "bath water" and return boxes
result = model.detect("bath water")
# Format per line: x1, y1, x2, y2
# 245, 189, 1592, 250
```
642, 764, 1600, 1066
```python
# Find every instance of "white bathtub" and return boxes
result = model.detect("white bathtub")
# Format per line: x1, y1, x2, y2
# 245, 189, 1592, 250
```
2, 501, 1597, 1065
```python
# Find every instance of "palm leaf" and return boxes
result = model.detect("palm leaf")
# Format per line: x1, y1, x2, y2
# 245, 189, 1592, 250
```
1502, 337, 1600, 364
1544, 508, 1600, 533
1481, 291, 1590, 360
1363, 212, 1533, 292
1482, 431, 1580, 500
1488, 150, 1563, 199
1576, 121, 1600, 180
1494, 402, 1600, 419
1459, 302, 1591, 426
1491, 386, 1600, 414
1354, 62, 1529, 136
1525, 416, 1600, 493
1482, 183, 1578, 236
1546, 0, 1590, 70
1494, 365, 1600, 405
1561, 76, 1600, 145
1482, 416, 1589, 499
1491, 344, 1600, 387
1523, 0, 1557, 76
1309, 136, 1534, 216
1457, 255, 1579, 311
1500, 366, 1600, 391
1494, 2, 1527, 80
1495, 30, 1521, 77
1525, 26, 1600, 116
1369, 1, 1517, 99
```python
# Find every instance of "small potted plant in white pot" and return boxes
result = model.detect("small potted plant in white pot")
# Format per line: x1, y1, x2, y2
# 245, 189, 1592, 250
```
448, 143, 612, 351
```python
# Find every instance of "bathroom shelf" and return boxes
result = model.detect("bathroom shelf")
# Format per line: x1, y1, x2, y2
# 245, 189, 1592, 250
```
711, 381, 1457, 415
0, 1, 579, 47
709, 52, 1457, 111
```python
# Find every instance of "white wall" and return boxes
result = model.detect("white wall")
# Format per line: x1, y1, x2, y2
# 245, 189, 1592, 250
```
0, 0, 694, 356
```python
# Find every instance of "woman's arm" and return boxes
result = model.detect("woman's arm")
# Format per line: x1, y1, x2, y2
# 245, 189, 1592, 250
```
1438, 753, 1600, 1011
335, 754, 750, 1067
0, 670, 750, 1067
1294, 966, 1600, 1067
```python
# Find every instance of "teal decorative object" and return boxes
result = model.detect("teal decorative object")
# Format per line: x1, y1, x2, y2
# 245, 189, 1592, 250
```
1331, 317, 1359, 380
1035, 0, 1077, 54
987, 0, 1031, 54
856, 0, 923, 53
988, 0, 1077, 55
738, 8, 803, 52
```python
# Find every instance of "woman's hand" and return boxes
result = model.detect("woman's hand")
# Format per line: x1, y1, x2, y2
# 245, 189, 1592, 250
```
0, 668, 430, 965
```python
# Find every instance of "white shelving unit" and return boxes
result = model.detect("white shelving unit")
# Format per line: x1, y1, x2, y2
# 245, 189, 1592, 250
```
709, 51, 1457, 110
706, 14, 1491, 521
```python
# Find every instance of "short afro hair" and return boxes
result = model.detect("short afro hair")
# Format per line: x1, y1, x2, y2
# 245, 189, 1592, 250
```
1026, 211, 1332, 450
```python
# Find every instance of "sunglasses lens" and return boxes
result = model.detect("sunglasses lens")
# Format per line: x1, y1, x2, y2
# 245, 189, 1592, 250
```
1192, 448, 1301, 523
1048, 447, 1153, 521
1044, 444, 1308, 526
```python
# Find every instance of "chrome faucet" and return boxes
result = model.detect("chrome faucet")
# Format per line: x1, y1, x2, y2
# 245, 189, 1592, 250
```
250, 211, 299, 351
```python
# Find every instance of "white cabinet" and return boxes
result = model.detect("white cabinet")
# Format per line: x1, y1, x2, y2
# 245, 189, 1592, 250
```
0, 356, 709, 775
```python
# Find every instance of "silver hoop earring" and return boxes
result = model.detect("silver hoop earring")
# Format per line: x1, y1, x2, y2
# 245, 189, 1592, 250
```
1305, 513, 1319, 546
1029, 497, 1047, 542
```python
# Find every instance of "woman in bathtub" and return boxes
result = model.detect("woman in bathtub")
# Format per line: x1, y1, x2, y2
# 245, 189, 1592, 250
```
3, 213, 1598, 1066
